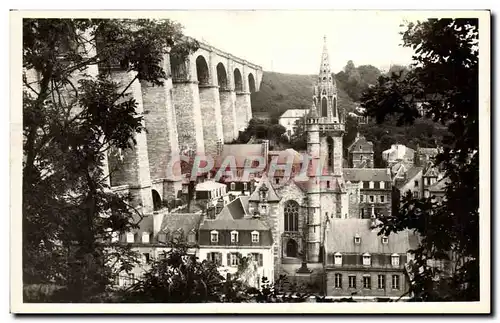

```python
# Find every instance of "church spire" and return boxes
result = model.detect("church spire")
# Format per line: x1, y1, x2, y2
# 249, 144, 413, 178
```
319, 35, 331, 77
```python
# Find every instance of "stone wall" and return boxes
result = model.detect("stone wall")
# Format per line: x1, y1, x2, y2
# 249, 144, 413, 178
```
220, 90, 238, 143
235, 92, 251, 133
199, 85, 224, 156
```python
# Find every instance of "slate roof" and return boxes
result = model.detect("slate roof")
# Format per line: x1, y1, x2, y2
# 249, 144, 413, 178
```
395, 166, 423, 189
196, 180, 226, 191
280, 109, 308, 119
159, 213, 202, 234
325, 219, 414, 254
347, 135, 374, 152
428, 177, 450, 193
215, 144, 264, 168
343, 168, 392, 182
199, 196, 270, 231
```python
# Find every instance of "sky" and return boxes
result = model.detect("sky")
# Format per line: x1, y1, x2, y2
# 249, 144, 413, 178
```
164, 10, 426, 75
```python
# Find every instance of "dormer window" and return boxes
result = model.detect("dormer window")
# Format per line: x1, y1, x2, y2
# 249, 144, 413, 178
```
354, 234, 361, 244
334, 252, 342, 266
230, 182, 235, 191
126, 232, 135, 243
188, 230, 196, 244
382, 236, 389, 244
391, 253, 400, 267
380, 181, 385, 189
251, 231, 260, 243
369, 181, 374, 189
158, 232, 167, 243
243, 182, 248, 191
142, 232, 150, 244
363, 253, 371, 266
210, 230, 219, 243
231, 231, 239, 243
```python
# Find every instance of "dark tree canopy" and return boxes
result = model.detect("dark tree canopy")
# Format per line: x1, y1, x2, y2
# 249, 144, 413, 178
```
361, 18, 479, 301
22, 18, 198, 302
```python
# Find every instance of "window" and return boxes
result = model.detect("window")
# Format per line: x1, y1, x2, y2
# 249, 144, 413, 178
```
188, 231, 196, 244
391, 254, 400, 267
354, 235, 361, 244
382, 236, 388, 244
363, 276, 371, 289
228, 253, 240, 266
369, 195, 374, 203
413, 191, 419, 198
369, 181, 374, 189
284, 200, 300, 232
380, 195, 385, 203
380, 181, 385, 189
143, 253, 150, 264
230, 182, 235, 190
326, 180, 330, 188
392, 275, 400, 290
360, 181, 364, 188
334, 273, 342, 288
126, 232, 135, 243
250, 253, 263, 266
360, 194, 364, 202
334, 252, 342, 265
142, 232, 150, 244
348, 276, 357, 288
275, 178, 279, 184
378, 275, 386, 289
210, 230, 219, 243
231, 231, 239, 243
207, 252, 222, 266
424, 190, 430, 198
363, 253, 371, 266
414, 180, 419, 187
243, 182, 248, 190
261, 205, 267, 213
251, 231, 260, 243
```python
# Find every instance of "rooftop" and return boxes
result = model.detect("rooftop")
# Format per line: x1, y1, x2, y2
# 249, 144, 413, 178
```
343, 168, 392, 183
280, 109, 309, 119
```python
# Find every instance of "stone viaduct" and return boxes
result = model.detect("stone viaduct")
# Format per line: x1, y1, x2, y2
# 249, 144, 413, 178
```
104, 40, 263, 231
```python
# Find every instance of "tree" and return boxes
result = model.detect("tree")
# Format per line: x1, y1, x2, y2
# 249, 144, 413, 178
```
22, 19, 198, 302
361, 18, 479, 301
234, 118, 287, 148
289, 115, 308, 151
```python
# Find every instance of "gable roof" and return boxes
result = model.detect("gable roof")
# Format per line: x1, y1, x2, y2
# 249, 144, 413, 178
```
347, 135, 374, 152
159, 213, 202, 234
248, 176, 281, 202
428, 177, 450, 193
396, 166, 423, 189
199, 196, 270, 231
268, 148, 303, 164
280, 109, 308, 119
325, 219, 414, 254
343, 168, 392, 182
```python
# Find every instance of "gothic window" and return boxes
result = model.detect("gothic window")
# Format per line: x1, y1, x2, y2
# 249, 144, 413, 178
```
327, 136, 334, 169
284, 200, 299, 232
321, 97, 328, 117
333, 97, 337, 117
322, 89, 326, 96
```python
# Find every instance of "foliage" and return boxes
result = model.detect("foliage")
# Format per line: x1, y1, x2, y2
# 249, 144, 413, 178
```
335, 61, 382, 102
22, 18, 198, 302
233, 118, 287, 148
251, 72, 357, 120
361, 18, 479, 301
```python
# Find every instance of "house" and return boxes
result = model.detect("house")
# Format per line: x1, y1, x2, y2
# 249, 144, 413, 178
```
347, 133, 374, 168
424, 177, 450, 202
324, 218, 415, 300
343, 168, 393, 218
393, 166, 424, 206
382, 144, 415, 169
278, 109, 309, 138
198, 195, 274, 287
213, 140, 269, 196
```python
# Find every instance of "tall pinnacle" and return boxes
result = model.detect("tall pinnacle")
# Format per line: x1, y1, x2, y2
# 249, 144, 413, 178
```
319, 35, 331, 78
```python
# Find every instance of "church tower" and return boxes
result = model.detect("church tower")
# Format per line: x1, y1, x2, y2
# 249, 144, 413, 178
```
305, 36, 347, 263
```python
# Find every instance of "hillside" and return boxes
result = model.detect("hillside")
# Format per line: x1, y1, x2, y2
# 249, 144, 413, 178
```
250, 71, 357, 120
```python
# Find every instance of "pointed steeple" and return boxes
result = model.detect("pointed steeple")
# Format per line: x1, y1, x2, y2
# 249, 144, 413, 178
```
319, 35, 332, 77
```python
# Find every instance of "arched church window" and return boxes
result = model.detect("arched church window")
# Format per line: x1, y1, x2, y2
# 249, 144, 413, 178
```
322, 77, 326, 81
284, 200, 299, 232
321, 97, 328, 118
323, 69, 326, 73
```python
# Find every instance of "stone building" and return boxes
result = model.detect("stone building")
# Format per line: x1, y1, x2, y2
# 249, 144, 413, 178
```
343, 168, 393, 218
382, 144, 415, 169
346, 133, 374, 168
324, 218, 415, 300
